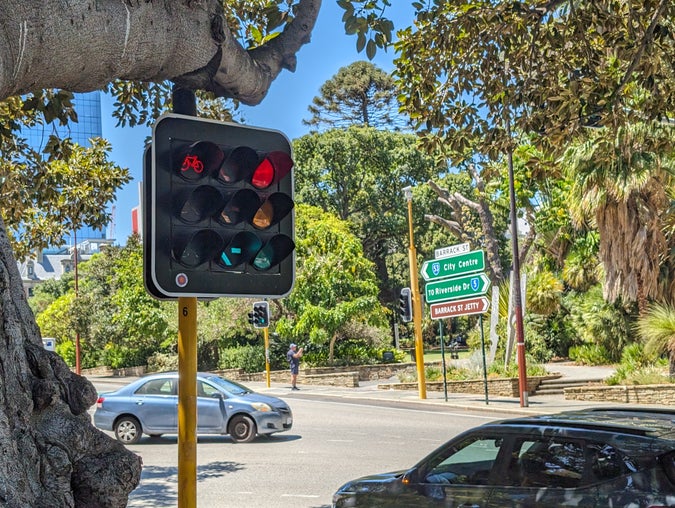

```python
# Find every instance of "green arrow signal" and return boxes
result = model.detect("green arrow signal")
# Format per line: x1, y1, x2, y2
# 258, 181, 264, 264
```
425, 273, 491, 303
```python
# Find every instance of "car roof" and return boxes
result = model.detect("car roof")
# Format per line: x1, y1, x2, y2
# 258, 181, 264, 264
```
495, 408, 675, 440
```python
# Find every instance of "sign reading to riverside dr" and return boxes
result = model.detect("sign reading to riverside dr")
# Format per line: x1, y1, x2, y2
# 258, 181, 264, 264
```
425, 272, 490, 303
421, 249, 485, 282
429, 297, 490, 320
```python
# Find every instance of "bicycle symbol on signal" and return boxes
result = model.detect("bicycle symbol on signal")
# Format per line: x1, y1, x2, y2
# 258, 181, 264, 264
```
181, 155, 204, 173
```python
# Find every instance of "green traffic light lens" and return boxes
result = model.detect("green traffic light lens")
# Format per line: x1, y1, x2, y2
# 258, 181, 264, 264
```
252, 234, 295, 271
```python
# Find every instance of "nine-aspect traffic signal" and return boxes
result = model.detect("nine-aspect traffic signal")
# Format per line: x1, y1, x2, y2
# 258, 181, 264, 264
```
148, 113, 295, 298
252, 301, 270, 329
399, 287, 413, 322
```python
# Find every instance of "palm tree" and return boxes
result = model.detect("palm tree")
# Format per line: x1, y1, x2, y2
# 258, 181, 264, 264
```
636, 303, 675, 379
561, 121, 675, 313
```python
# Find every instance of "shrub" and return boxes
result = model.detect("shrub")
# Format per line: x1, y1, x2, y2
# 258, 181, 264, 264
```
218, 345, 265, 373
568, 344, 612, 365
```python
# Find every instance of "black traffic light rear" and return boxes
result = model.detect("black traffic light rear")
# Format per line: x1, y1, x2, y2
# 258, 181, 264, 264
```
253, 301, 270, 329
399, 287, 413, 322
147, 114, 295, 299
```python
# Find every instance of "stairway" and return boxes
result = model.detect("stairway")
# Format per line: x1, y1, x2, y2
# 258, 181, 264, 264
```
533, 377, 605, 396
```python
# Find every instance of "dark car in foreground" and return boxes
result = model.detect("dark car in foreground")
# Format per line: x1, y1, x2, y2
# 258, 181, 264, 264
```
94, 372, 292, 444
333, 408, 675, 507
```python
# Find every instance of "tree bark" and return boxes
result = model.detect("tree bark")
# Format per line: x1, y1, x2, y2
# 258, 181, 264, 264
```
0, 215, 141, 506
0, 0, 320, 105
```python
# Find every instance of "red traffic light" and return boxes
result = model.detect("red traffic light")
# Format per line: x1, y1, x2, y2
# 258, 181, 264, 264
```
251, 151, 293, 189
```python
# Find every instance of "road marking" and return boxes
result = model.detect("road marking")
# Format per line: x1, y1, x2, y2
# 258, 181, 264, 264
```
280, 494, 320, 499
300, 399, 497, 420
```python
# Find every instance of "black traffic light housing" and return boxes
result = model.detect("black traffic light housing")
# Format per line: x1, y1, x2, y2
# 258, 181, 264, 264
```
399, 287, 413, 322
147, 114, 295, 299
253, 301, 270, 329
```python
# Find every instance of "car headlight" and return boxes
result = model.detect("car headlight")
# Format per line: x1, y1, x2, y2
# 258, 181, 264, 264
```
251, 402, 272, 412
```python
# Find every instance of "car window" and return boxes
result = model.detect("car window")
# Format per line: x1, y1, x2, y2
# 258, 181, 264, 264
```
588, 443, 630, 481
206, 376, 250, 395
197, 381, 220, 398
135, 378, 175, 396
509, 438, 585, 489
424, 436, 503, 486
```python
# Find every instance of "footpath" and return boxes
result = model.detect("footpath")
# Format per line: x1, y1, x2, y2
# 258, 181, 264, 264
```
245, 361, 624, 416
87, 361, 632, 417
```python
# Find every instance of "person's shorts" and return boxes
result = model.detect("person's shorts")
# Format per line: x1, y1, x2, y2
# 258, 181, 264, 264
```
290, 366, 299, 375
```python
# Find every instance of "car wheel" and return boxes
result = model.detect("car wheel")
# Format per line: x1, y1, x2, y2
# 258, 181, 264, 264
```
114, 416, 142, 444
229, 415, 256, 443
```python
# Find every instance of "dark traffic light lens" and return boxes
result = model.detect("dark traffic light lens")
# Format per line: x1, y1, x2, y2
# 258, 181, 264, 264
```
219, 146, 259, 183
177, 141, 224, 180
219, 189, 260, 225
177, 185, 222, 223
172, 229, 222, 268
251, 151, 293, 189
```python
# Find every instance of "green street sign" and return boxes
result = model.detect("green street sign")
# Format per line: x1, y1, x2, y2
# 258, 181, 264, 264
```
425, 272, 491, 303
421, 250, 484, 282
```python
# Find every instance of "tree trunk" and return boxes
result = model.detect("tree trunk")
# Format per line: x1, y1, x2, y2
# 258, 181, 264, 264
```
0, 216, 141, 506
0, 0, 319, 105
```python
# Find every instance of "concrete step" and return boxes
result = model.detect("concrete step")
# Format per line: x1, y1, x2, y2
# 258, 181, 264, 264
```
533, 378, 605, 396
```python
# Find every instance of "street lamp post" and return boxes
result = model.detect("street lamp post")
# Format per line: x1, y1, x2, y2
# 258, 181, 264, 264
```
403, 186, 427, 399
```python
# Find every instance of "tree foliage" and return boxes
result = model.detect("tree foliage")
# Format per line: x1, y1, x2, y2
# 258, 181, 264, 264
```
293, 126, 438, 300
303, 61, 406, 130
276, 204, 388, 362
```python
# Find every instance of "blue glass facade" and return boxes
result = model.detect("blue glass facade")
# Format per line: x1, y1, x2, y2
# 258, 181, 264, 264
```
22, 91, 103, 153
22, 91, 109, 244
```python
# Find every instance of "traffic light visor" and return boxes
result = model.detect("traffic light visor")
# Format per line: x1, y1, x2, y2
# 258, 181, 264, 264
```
172, 229, 222, 268
252, 234, 295, 271
219, 146, 259, 183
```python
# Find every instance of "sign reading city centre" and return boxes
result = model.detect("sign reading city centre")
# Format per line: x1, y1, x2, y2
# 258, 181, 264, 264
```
421, 249, 485, 282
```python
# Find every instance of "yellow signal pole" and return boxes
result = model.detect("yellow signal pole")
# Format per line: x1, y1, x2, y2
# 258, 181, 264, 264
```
177, 296, 197, 508
263, 326, 271, 388
403, 186, 427, 399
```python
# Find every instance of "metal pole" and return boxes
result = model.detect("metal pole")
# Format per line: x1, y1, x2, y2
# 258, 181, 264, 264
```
173, 85, 198, 508
177, 297, 197, 508
264, 327, 271, 388
480, 315, 489, 405
505, 123, 528, 407
439, 320, 447, 402
74, 229, 81, 375
403, 186, 426, 399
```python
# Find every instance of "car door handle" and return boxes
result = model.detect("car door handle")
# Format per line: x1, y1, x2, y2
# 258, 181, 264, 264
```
457, 505, 480, 508
135, 401, 144, 405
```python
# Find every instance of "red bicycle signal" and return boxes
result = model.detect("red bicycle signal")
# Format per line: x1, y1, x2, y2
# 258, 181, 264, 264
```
181, 155, 204, 173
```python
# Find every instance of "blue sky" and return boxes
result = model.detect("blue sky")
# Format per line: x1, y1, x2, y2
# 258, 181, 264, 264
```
102, 2, 414, 244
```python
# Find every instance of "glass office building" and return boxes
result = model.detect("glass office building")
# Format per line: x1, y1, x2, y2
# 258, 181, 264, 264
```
22, 91, 109, 243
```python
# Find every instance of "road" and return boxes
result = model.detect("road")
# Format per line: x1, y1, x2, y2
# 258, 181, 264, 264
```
90, 379, 501, 507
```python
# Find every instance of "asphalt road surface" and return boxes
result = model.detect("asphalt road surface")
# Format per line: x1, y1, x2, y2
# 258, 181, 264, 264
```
89, 381, 500, 508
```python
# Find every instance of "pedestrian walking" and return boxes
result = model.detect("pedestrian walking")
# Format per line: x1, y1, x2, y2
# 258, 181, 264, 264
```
286, 343, 303, 390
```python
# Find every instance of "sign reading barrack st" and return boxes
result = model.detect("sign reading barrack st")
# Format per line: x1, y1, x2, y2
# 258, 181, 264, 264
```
429, 297, 490, 320
434, 242, 470, 259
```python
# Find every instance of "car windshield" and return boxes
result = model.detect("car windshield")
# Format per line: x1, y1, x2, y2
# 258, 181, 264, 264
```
206, 375, 251, 395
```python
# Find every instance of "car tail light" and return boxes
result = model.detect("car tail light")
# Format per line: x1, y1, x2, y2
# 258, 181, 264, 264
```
96, 396, 105, 409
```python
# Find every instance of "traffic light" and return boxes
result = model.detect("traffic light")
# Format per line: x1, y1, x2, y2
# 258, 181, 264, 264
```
247, 312, 256, 326
147, 113, 295, 298
253, 301, 270, 329
399, 287, 413, 322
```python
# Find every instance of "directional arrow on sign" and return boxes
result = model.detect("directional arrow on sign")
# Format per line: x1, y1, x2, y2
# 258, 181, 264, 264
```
421, 250, 484, 281
429, 296, 490, 320
424, 272, 491, 303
